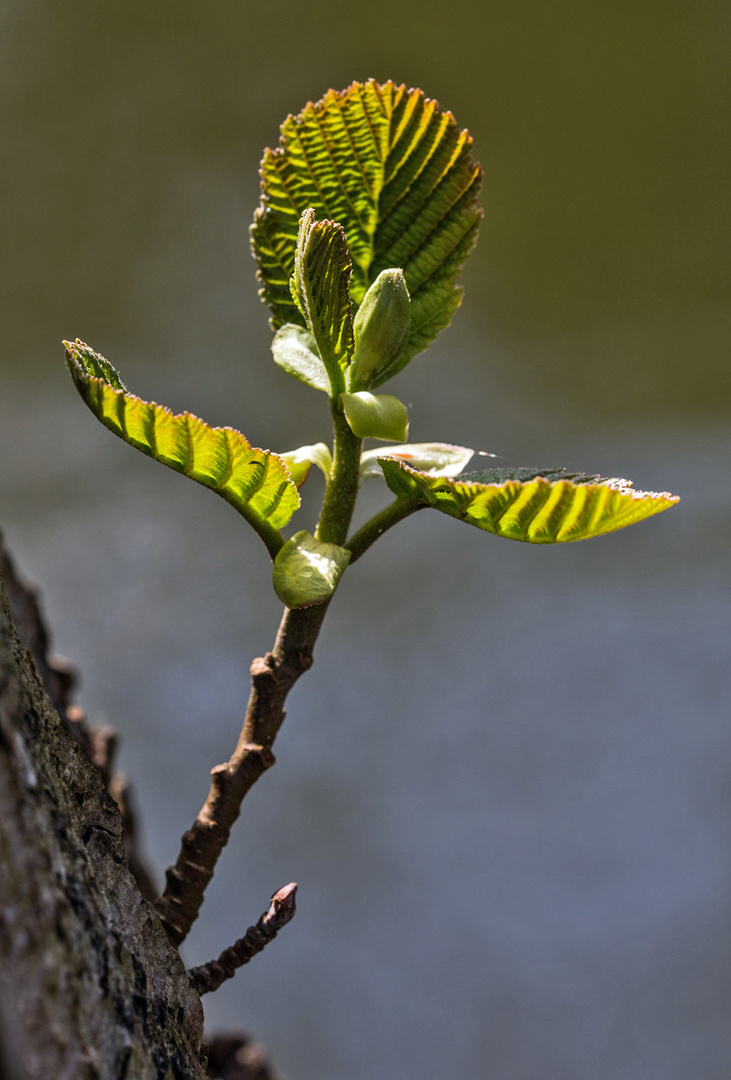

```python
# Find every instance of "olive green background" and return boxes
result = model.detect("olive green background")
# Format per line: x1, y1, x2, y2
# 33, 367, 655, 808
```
3, 0, 729, 418
1, 3, 729, 1078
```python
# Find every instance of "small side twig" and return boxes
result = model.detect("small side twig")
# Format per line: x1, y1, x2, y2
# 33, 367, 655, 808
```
155, 603, 326, 947
187, 883, 297, 996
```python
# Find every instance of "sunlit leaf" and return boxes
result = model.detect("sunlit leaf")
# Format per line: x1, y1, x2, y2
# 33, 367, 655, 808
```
252, 80, 482, 383
289, 209, 354, 391
65, 340, 299, 548
379, 460, 679, 543
360, 441, 473, 480
271, 324, 330, 393
280, 443, 332, 486
340, 392, 409, 442
272, 530, 351, 608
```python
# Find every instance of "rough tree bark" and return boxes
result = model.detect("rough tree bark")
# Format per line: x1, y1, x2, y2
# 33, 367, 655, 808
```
0, 539, 207, 1079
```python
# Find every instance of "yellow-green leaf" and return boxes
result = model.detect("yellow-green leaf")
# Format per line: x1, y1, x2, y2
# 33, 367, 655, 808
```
251, 80, 482, 384
280, 443, 332, 486
65, 340, 299, 551
379, 460, 679, 543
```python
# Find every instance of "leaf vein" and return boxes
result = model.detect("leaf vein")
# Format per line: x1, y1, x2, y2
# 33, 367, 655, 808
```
217, 429, 234, 489
115, 389, 128, 435
184, 414, 195, 473
409, 286, 461, 334
382, 106, 446, 210
405, 209, 480, 292
311, 111, 370, 236
516, 484, 556, 539
269, 154, 302, 216
334, 90, 377, 198
290, 127, 336, 219
145, 404, 158, 457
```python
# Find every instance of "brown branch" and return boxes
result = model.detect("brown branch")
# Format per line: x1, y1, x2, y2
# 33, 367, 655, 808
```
0, 527, 76, 719
204, 1032, 280, 1080
0, 529, 159, 901
187, 883, 297, 996
155, 602, 329, 947
0, 555, 206, 1077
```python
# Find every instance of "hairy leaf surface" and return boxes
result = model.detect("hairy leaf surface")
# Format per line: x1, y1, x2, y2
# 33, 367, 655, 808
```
379, 460, 679, 543
252, 80, 482, 382
290, 210, 354, 389
65, 340, 299, 539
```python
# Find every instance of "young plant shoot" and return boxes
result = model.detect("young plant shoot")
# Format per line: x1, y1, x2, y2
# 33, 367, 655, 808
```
63, 81, 679, 968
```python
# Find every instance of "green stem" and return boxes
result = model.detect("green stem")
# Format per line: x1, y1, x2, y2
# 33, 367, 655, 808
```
346, 495, 425, 563
315, 402, 362, 545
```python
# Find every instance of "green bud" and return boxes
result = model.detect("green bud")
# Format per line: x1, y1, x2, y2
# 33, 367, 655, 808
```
349, 268, 410, 389
272, 530, 351, 609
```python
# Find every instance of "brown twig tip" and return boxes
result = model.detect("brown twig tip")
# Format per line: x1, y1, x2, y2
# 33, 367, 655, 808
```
186, 882, 298, 997
265, 882, 297, 930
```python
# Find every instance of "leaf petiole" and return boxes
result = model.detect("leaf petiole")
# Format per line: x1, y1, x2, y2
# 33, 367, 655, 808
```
345, 494, 425, 564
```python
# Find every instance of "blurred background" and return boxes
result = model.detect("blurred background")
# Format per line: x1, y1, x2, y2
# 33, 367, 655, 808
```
1, 1, 730, 1077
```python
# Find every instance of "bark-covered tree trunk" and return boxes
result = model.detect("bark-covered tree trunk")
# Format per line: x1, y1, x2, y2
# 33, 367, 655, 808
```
0, 546, 207, 1079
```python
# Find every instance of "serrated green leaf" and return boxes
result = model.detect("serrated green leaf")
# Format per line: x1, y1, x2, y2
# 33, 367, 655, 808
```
280, 442, 332, 486
251, 80, 482, 383
340, 392, 409, 442
271, 324, 331, 393
290, 209, 354, 391
379, 459, 679, 543
272, 530, 351, 608
361, 441, 473, 480
64, 340, 299, 549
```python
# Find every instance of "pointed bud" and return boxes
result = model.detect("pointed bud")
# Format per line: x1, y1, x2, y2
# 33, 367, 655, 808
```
349, 269, 410, 389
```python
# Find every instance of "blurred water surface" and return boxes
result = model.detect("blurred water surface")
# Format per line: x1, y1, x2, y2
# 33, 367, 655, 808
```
1, 2, 730, 1078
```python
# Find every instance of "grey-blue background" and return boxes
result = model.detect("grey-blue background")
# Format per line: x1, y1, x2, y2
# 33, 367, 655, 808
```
1, 2, 730, 1077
